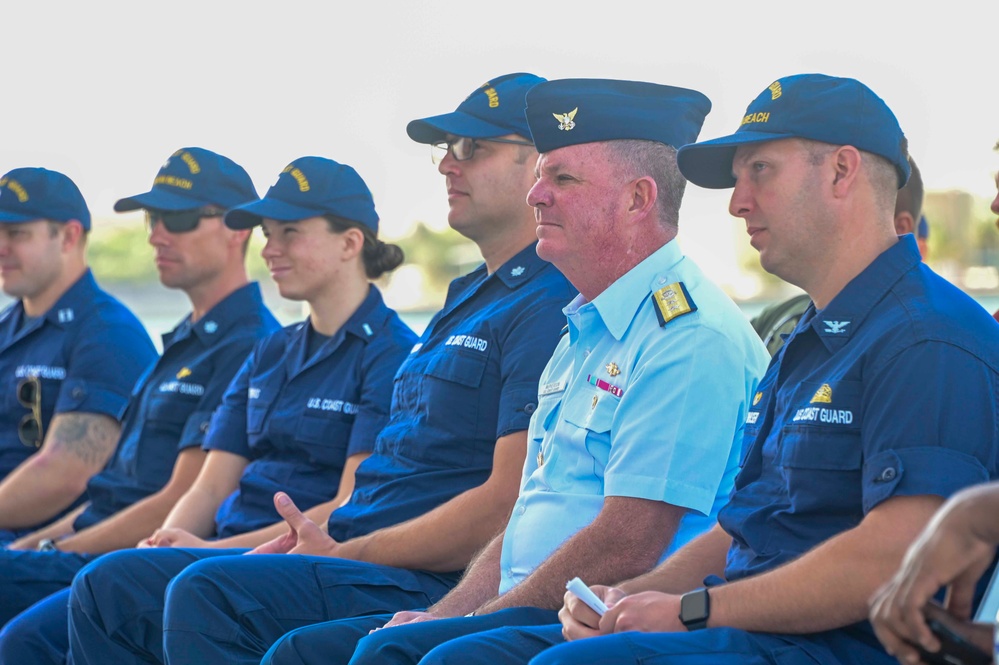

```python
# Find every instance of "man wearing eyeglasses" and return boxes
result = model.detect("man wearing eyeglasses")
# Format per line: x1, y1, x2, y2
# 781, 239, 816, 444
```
62, 72, 575, 665
0, 148, 279, 630
0, 167, 156, 544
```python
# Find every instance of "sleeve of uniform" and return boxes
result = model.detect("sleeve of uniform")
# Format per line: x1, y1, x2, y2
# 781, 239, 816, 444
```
860, 341, 996, 513
200, 348, 255, 458
345, 328, 415, 457
495, 297, 573, 439
183, 337, 260, 455
603, 324, 752, 516
54, 317, 157, 421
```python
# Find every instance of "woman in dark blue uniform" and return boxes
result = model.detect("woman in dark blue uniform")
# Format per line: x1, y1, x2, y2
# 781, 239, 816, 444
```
140, 155, 416, 550
0, 156, 417, 663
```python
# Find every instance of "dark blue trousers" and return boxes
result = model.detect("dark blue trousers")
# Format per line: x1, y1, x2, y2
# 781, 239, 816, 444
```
528, 626, 898, 665
68, 548, 458, 665
0, 587, 71, 664
262, 607, 559, 665
0, 547, 95, 626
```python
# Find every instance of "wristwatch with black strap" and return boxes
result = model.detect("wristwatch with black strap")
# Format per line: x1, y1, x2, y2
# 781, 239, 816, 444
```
678, 587, 711, 631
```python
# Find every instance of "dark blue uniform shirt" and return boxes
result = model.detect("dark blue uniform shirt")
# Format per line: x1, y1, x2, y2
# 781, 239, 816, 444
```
75, 283, 279, 530
0, 270, 155, 481
328, 243, 576, 544
720, 235, 999, 645
205, 286, 416, 538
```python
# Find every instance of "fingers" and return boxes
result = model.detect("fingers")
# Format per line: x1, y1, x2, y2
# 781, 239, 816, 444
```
869, 580, 937, 663
559, 592, 603, 642
273, 492, 310, 533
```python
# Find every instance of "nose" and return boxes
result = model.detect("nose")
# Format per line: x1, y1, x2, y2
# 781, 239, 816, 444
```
260, 235, 279, 260
526, 179, 550, 209
437, 149, 460, 177
991, 190, 999, 217
147, 218, 170, 247
728, 179, 753, 219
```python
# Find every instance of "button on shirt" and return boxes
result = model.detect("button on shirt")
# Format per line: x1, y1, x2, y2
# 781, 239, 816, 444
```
205, 286, 416, 538
76, 283, 279, 530
328, 243, 577, 544
722, 235, 999, 584
0, 270, 156, 481
500, 241, 770, 592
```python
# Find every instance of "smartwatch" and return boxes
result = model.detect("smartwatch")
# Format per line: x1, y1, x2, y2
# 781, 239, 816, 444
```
679, 588, 711, 631
37, 538, 60, 552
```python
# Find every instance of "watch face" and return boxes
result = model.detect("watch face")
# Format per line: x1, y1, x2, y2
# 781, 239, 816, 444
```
681, 589, 709, 621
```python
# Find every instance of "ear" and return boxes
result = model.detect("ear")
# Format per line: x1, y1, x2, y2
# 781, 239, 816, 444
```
60, 220, 85, 251
340, 227, 365, 261
228, 228, 251, 248
893, 211, 915, 236
626, 176, 658, 220
830, 146, 862, 197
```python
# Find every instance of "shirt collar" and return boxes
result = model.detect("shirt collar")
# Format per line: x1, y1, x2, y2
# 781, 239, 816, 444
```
572, 241, 684, 341
164, 282, 267, 348
808, 235, 921, 352
491, 242, 550, 289
40, 269, 101, 329
339, 285, 391, 343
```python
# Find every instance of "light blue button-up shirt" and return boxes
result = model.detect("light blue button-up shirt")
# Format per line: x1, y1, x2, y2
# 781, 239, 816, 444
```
499, 240, 769, 593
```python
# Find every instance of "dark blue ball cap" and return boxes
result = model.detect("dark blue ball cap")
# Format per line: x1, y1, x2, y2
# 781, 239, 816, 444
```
407, 73, 546, 144
114, 147, 258, 212
0, 167, 91, 230
225, 157, 379, 232
677, 74, 910, 190
525, 78, 711, 154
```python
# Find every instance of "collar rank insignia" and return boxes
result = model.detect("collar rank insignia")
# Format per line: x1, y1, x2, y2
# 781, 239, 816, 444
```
177, 367, 192, 379
651, 282, 697, 327
605, 362, 620, 377
510, 266, 525, 277
822, 320, 849, 334
57, 309, 74, 323
553, 108, 578, 131
203, 321, 218, 334
810, 383, 832, 404
753, 391, 763, 406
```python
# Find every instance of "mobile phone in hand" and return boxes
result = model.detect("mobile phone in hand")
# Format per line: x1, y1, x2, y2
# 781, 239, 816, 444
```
911, 616, 991, 665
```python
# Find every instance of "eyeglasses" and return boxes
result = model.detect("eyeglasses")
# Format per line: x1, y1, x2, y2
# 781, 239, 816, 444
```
145, 208, 226, 234
17, 376, 43, 448
431, 137, 534, 164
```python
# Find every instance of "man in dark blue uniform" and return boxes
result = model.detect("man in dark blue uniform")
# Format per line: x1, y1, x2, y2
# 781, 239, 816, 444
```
0, 148, 279, 630
66, 71, 576, 665
0, 167, 155, 543
524, 74, 999, 665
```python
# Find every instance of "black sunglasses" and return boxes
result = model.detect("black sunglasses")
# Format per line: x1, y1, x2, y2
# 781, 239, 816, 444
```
431, 136, 534, 164
17, 376, 42, 448
145, 208, 227, 234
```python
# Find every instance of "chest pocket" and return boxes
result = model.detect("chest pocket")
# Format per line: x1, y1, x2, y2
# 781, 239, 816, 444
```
421, 350, 490, 442
143, 392, 198, 432
776, 379, 863, 515
294, 410, 354, 466
549, 387, 617, 490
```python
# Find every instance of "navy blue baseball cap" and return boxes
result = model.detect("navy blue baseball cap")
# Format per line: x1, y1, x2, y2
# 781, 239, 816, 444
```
225, 157, 379, 232
407, 73, 546, 144
0, 167, 91, 230
115, 147, 258, 212
525, 79, 711, 154
677, 74, 910, 189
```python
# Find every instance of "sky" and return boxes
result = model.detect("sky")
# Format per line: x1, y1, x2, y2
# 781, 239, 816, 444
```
3, 1, 997, 295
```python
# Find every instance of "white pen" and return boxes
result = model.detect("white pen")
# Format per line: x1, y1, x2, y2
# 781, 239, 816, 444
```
566, 577, 608, 616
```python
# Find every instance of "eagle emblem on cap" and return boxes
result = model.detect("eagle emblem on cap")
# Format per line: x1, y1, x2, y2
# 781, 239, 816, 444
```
553, 108, 578, 131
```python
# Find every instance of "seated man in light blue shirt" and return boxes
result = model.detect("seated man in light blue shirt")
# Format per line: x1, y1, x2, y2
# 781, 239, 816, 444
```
260, 78, 770, 665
